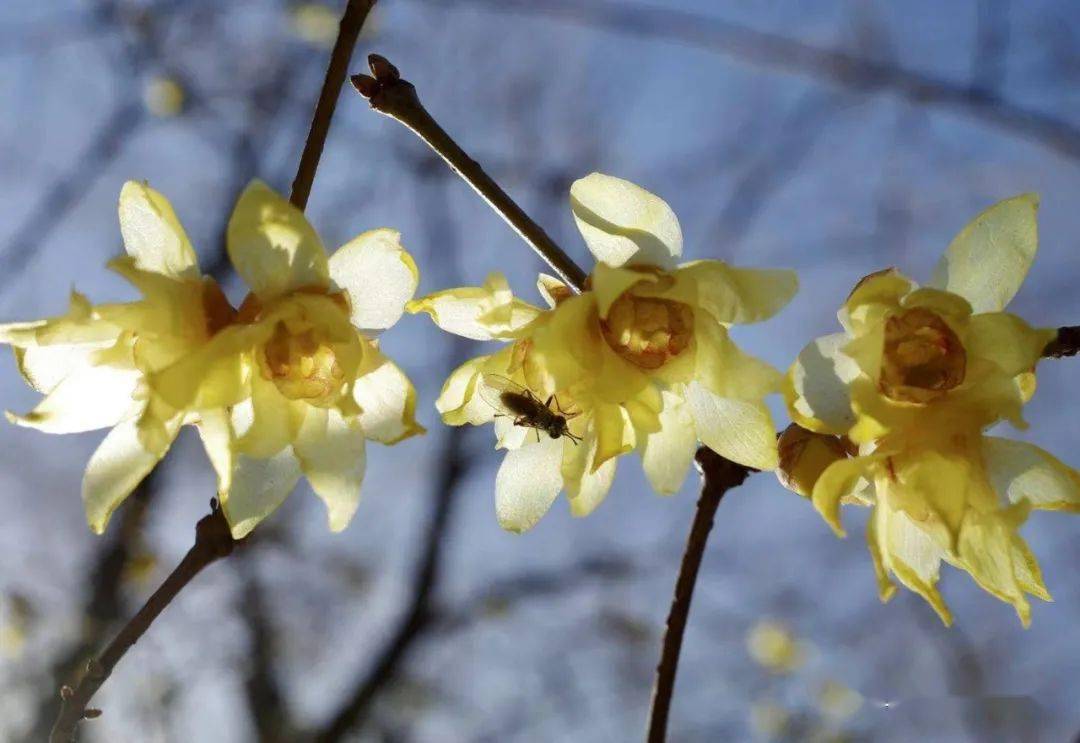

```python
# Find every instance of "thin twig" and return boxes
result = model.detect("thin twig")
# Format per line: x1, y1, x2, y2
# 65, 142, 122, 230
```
48, 2, 378, 737
1042, 325, 1080, 359
351, 55, 589, 290
290, 0, 378, 210
646, 449, 752, 743
50, 505, 240, 743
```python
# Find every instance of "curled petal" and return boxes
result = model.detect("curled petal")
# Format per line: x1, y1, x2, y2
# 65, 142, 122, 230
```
495, 436, 564, 533
591, 263, 656, 318
685, 381, 778, 471
118, 181, 200, 280
407, 272, 541, 340
928, 193, 1039, 313
7, 362, 140, 434
570, 172, 682, 269
294, 407, 367, 532
563, 427, 617, 517
811, 454, 881, 536
785, 333, 860, 435
227, 180, 329, 300
983, 437, 1080, 511
353, 342, 425, 444
329, 228, 418, 331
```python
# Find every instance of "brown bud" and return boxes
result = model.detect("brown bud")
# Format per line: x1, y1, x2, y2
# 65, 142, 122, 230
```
776, 424, 851, 498
368, 53, 399, 82
350, 73, 379, 99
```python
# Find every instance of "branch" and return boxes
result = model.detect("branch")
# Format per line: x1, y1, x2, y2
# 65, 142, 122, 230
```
290, 0, 378, 210
1043, 325, 1080, 359
49, 504, 241, 743
350, 55, 589, 290
646, 449, 752, 743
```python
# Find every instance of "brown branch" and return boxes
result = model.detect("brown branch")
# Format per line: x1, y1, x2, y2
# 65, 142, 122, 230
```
645, 449, 752, 743
290, 0, 378, 210
49, 505, 241, 743
351, 55, 589, 290
1042, 325, 1080, 359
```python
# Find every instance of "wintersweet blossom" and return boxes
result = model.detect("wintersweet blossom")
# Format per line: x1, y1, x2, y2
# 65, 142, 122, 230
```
785, 194, 1080, 625
0, 182, 237, 532
147, 181, 423, 537
410, 173, 796, 532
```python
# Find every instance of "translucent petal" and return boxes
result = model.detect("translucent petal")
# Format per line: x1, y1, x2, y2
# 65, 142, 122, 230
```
562, 427, 617, 517
679, 261, 798, 325
435, 354, 502, 426
592, 402, 633, 472
591, 263, 655, 318
83, 415, 179, 534
196, 408, 234, 494
983, 437, 1080, 511
294, 407, 367, 531
811, 454, 880, 536
14, 340, 109, 395
966, 313, 1055, 377
407, 272, 541, 340
227, 180, 329, 299
640, 391, 698, 495
236, 372, 302, 458
495, 436, 564, 533
536, 273, 572, 308
118, 181, 200, 279
353, 342, 425, 444
875, 503, 952, 625
685, 381, 778, 471
695, 320, 783, 401
785, 333, 860, 435
928, 193, 1039, 313
329, 228, 418, 331
956, 503, 1033, 626
570, 172, 681, 268
7, 363, 140, 434
221, 447, 303, 538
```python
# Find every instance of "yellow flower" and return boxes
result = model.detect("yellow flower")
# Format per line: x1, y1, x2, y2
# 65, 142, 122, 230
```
0, 182, 237, 533
411, 173, 796, 532
785, 194, 1080, 625
147, 181, 423, 537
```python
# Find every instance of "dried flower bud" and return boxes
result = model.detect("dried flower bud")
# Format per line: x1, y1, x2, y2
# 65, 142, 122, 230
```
776, 423, 851, 498
350, 73, 379, 99
368, 53, 399, 82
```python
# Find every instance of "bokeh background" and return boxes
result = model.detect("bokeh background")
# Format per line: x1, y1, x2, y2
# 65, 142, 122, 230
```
1, 1, 1079, 741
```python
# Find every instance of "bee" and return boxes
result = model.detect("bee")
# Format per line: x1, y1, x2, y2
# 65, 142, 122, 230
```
479, 374, 582, 444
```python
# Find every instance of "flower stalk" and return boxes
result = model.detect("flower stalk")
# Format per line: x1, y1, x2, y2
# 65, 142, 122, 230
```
48, 1, 379, 738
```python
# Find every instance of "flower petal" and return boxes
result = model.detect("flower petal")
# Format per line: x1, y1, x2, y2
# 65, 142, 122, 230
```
536, 274, 572, 308
640, 391, 698, 495
811, 454, 880, 536
679, 261, 798, 325
983, 437, 1080, 511
435, 355, 500, 426
227, 180, 329, 299
407, 272, 541, 341
875, 503, 952, 625
6, 362, 140, 434
294, 407, 367, 531
591, 263, 655, 318
785, 333, 860, 435
329, 228, 418, 331
592, 402, 633, 472
353, 342, 425, 444
928, 193, 1039, 313
82, 415, 179, 534
221, 447, 303, 538
118, 181, 200, 280
495, 436, 564, 533
235, 372, 303, 458
562, 426, 617, 517
685, 381, 778, 471
966, 313, 1055, 377
695, 320, 783, 401
570, 173, 681, 268
196, 407, 234, 494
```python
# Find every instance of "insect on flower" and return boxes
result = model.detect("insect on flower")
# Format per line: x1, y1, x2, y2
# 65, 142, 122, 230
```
479, 374, 582, 444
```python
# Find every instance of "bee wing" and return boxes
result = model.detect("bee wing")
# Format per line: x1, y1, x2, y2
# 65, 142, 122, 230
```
477, 374, 529, 414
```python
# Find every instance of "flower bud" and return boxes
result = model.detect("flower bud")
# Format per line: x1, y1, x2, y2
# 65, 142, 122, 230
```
776, 423, 851, 497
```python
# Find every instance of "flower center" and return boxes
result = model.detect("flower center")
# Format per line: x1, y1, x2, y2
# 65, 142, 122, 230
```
259, 320, 345, 405
879, 307, 966, 404
600, 293, 694, 370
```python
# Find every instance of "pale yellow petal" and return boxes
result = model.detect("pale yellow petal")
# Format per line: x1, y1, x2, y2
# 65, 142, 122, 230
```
6, 363, 140, 434
679, 261, 798, 325
562, 428, 617, 517
640, 390, 698, 495
407, 272, 541, 340
983, 437, 1080, 511
495, 436, 564, 533
118, 181, 200, 279
929, 193, 1039, 313
227, 180, 329, 299
221, 447, 303, 538
435, 355, 499, 426
329, 228, 418, 331
876, 503, 952, 625
811, 454, 880, 536
570, 172, 681, 268
83, 415, 179, 534
695, 320, 783, 401
294, 407, 366, 531
591, 263, 655, 318
196, 407, 234, 495
592, 402, 633, 472
353, 345, 425, 444
966, 313, 1055, 377
785, 333, 859, 435
235, 371, 302, 458
685, 381, 778, 471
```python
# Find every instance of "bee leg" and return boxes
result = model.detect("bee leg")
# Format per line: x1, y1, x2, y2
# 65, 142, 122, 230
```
535, 429, 541, 443
544, 395, 554, 407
